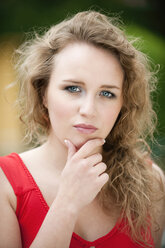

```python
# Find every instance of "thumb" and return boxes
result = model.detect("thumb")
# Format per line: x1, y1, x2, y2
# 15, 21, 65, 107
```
64, 139, 77, 160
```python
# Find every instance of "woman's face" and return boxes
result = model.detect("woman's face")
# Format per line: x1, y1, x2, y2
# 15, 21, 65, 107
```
45, 42, 124, 150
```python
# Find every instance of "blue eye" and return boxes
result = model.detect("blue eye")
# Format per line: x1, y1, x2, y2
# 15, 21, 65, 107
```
65, 86, 81, 93
100, 91, 115, 98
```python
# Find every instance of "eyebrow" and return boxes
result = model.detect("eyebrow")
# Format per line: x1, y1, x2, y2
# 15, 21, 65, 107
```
62, 79, 121, 90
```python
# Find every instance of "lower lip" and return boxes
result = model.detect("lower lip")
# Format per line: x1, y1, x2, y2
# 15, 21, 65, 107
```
74, 127, 97, 134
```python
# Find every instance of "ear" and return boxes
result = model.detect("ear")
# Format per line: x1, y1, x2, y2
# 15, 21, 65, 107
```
43, 95, 48, 108
42, 86, 48, 108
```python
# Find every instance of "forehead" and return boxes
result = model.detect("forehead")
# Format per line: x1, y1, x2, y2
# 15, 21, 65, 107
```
54, 42, 120, 66
50, 42, 124, 87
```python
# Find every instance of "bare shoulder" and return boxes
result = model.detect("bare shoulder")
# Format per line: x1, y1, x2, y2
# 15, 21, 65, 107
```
151, 163, 165, 247
0, 168, 22, 247
152, 163, 165, 215
152, 163, 165, 185
0, 167, 16, 210
19, 145, 44, 168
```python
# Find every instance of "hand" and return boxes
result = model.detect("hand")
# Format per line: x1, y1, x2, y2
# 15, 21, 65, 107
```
56, 138, 109, 213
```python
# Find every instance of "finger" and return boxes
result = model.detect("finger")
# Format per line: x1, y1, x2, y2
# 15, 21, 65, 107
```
64, 139, 77, 160
93, 162, 107, 176
97, 172, 109, 184
74, 138, 105, 160
85, 153, 103, 167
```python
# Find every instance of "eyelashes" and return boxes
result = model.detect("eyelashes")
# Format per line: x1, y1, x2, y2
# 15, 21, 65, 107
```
100, 91, 115, 98
64, 85, 116, 99
65, 85, 81, 93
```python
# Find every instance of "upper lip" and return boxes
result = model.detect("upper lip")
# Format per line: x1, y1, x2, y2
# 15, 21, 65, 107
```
74, 123, 98, 130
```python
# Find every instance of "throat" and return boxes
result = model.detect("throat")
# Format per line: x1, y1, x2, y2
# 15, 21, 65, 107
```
39, 140, 68, 172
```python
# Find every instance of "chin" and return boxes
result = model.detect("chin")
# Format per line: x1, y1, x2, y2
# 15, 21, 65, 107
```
73, 136, 101, 151
69, 136, 88, 150
74, 140, 86, 151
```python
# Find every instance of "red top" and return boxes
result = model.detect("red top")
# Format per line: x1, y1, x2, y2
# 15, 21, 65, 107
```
0, 153, 154, 248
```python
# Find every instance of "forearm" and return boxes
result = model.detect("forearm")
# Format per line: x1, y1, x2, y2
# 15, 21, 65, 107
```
30, 196, 78, 248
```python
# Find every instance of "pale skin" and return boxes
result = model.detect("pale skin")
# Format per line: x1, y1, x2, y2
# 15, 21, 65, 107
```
0, 42, 164, 248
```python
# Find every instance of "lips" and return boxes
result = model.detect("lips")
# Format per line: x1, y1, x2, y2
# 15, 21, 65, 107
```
74, 123, 98, 134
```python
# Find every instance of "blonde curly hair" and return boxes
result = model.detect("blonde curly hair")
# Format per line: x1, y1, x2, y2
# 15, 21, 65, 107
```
14, 10, 162, 246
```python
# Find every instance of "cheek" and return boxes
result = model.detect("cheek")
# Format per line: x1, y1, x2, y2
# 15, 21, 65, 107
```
48, 97, 73, 121
103, 106, 121, 130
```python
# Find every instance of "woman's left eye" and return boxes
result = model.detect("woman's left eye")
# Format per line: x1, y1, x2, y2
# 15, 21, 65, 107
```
100, 91, 115, 98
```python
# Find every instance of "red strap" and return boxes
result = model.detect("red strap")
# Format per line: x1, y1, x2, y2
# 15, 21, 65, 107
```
0, 153, 34, 196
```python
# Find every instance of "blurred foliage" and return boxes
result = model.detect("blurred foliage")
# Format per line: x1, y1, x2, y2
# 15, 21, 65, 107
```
0, 0, 164, 167
125, 25, 165, 168
0, 0, 165, 36
126, 25, 165, 131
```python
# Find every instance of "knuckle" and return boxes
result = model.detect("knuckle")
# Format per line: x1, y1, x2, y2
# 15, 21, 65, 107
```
89, 138, 104, 146
97, 153, 102, 161
101, 162, 107, 170
97, 173, 109, 187
87, 139, 96, 146
103, 173, 109, 181
80, 159, 88, 168
88, 169, 96, 177
70, 156, 78, 163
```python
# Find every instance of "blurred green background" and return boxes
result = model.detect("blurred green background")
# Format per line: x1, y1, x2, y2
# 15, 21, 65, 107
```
0, 0, 164, 169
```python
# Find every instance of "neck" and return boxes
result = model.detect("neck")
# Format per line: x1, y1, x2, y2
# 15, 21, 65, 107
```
39, 135, 68, 173
39, 133, 103, 173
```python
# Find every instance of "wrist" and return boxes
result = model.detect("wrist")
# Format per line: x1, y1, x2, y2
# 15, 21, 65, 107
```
54, 194, 79, 217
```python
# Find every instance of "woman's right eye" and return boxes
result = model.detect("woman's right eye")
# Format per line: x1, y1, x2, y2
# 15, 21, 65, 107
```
65, 86, 81, 93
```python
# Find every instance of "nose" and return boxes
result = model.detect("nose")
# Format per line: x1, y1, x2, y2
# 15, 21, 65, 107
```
79, 95, 96, 118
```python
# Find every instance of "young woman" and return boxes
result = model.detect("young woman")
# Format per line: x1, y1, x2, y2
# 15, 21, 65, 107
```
0, 10, 164, 248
